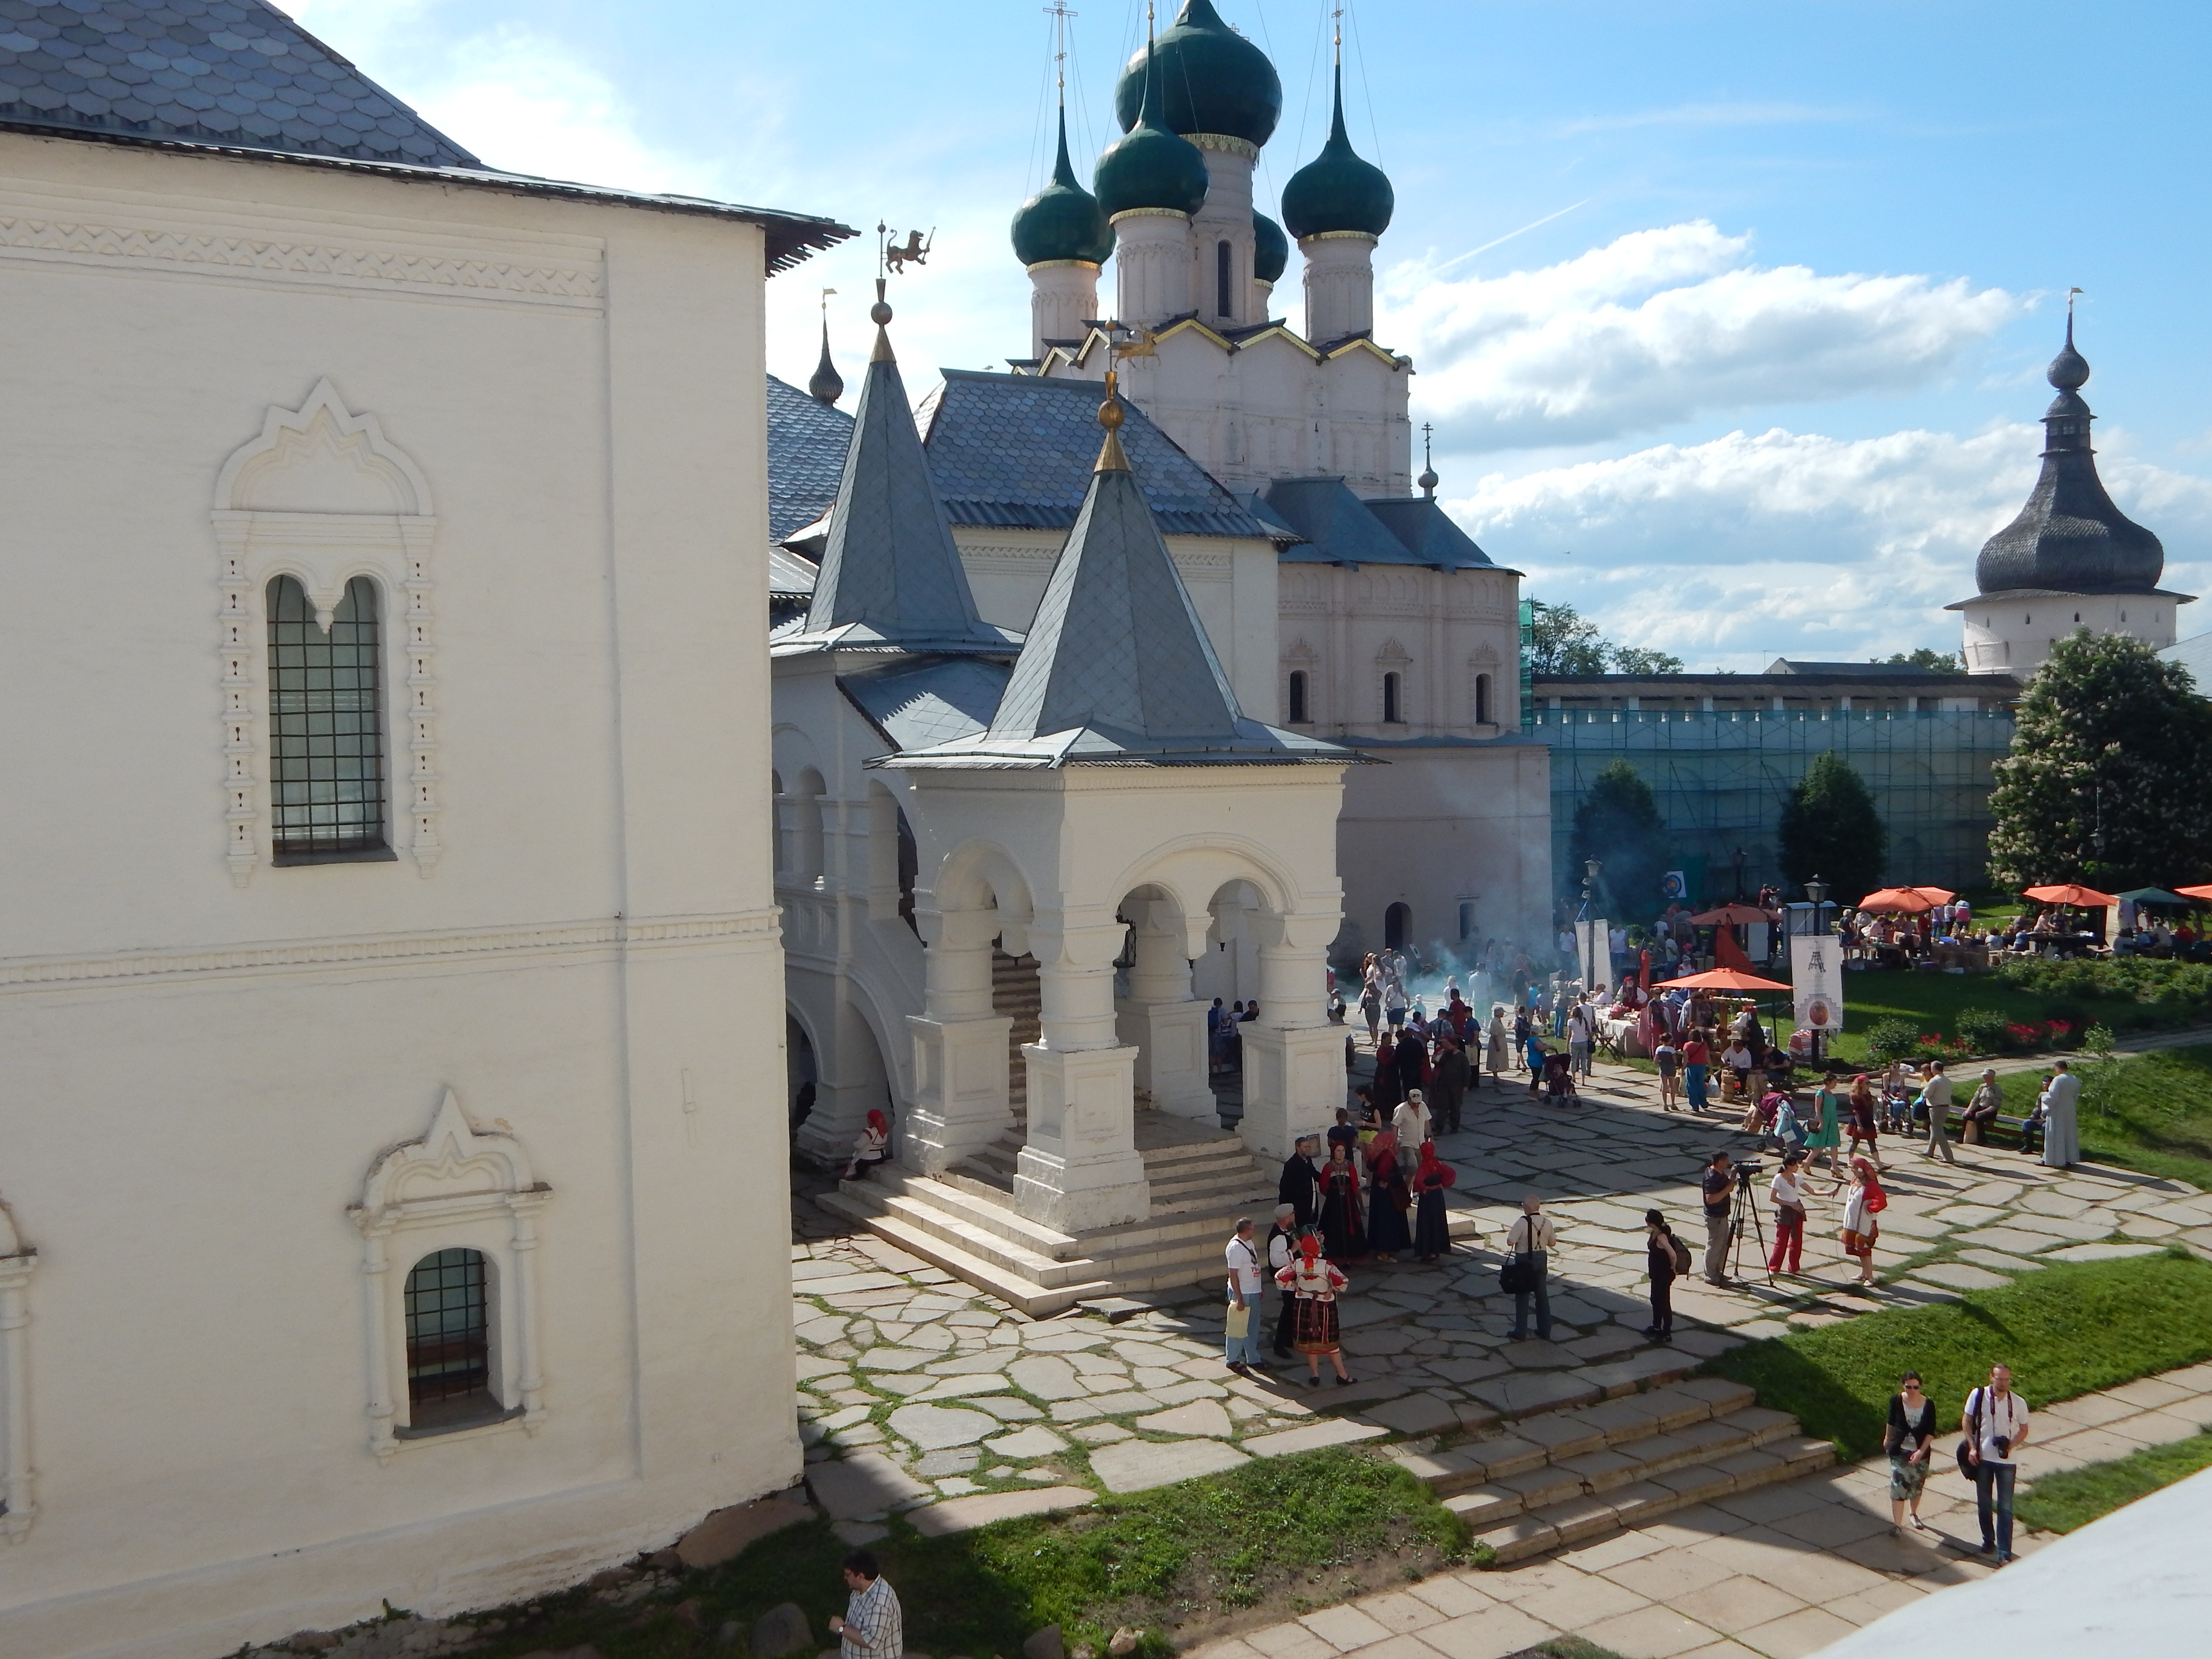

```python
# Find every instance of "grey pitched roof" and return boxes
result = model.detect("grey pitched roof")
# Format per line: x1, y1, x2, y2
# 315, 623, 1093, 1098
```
840, 656, 1011, 751
777, 331, 1019, 657
1264, 477, 1437, 567
0, 0, 481, 166
893, 433, 1353, 769
0, 3, 852, 272
2161, 630, 2212, 695
769, 544, 819, 599
1363, 496, 1503, 572
920, 370, 1282, 539
767, 373, 854, 541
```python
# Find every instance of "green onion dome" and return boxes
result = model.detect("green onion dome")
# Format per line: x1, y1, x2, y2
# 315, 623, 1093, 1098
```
1281, 65, 1394, 239
1113, 0, 1282, 147
1013, 107, 1114, 266
1094, 30, 1210, 219
1252, 210, 1288, 283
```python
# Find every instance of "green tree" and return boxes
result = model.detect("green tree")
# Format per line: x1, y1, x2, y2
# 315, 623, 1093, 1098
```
1570, 759, 1669, 915
1882, 647, 1965, 675
1777, 751, 1887, 903
1987, 631, 2212, 891
1527, 601, 1685, 676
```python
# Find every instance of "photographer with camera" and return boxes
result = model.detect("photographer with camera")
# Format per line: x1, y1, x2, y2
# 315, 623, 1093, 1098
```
1962, 1363, 2031, 1564
1700, 1151, 1735, 1286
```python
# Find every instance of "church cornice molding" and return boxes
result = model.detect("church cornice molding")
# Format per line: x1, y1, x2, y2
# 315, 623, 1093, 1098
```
0, 909, 782, 995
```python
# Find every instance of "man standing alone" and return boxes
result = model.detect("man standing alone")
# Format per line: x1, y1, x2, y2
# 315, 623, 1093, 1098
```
1431, 1035, 1470, 1134
1701, 1151, 1735, 1286
829, 1552, 902, 1659
1223, 1216, 1266, 1375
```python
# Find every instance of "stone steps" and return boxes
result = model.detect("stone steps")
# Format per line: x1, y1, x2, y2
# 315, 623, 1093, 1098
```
814, 1185, 1111, 1317
1392, 1375, 1836, 1564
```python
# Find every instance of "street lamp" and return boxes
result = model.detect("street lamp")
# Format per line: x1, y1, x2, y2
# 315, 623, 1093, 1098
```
1801, 875, 1833, 1067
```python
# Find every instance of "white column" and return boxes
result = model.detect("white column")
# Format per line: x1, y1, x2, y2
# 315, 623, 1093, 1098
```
1028, 259, 1101, 359
356, 1222, 397, 1463
904, 907, 1014, 1174
1016, 914, 1150, 1230
1239, 911, 1346, 1162
1301, 231, 1377, 342
0, 1249, 37, 1540
1112, 209, 1194, 328
1116, 899, 1214, 1120
508, 1194, 549, 1433
1189, 137, 1258, 330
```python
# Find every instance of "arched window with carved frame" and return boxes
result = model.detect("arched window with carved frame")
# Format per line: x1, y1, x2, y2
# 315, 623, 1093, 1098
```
267, 574, 392, 864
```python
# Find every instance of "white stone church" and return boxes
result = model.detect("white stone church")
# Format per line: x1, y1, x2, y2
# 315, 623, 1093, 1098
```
0, 2, 1550, 1654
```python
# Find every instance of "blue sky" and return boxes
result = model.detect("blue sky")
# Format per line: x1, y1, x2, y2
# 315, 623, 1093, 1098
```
279, 1, 2212, 669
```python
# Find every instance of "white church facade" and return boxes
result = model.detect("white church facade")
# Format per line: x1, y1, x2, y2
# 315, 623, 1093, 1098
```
0, 6, 848, 1654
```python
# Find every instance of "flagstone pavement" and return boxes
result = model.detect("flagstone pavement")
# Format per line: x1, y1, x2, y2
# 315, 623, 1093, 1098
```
790, 1050, 2212, 1646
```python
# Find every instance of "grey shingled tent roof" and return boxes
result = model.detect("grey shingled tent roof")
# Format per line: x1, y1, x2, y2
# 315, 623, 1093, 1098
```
775, 311, 1019, 657
891, 397, 1352, 769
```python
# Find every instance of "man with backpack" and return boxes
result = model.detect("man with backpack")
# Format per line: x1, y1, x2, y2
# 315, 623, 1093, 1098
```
1643, 1208, 1689, 1341
1962, 1363, 2032, 1563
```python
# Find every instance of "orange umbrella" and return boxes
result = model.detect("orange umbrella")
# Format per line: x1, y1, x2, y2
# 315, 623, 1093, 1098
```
1858, 887, 1935, 913
1665, 967, 1791, 992
2024, 883, 2119, 907
1908, 886, 1957, 904
2176, 884, 2212, 902
1690, 904, 1769, 925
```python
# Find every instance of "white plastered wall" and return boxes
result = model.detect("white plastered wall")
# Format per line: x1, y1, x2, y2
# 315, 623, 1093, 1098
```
0, 134, 793, 1658
1960, 592, 2188, 676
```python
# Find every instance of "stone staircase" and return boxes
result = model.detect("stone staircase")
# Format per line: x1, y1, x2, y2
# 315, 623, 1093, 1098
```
1391, 1372, 1835, 1564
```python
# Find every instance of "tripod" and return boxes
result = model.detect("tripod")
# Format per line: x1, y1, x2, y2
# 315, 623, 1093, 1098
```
1726, 1166, 1775, 1286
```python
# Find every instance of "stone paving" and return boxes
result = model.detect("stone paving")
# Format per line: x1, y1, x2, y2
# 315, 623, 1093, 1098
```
1184, 1358, 2212, 1659
789, 1051, 2212, 1551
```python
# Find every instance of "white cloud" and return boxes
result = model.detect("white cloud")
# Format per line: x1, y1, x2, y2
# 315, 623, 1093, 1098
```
1446, 423, 2212, 667
1385, 223, 2022, 448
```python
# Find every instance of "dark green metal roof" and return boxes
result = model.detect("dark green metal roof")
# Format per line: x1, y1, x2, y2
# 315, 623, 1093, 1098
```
1095, 17, 1209, 218
1013, 104, 1113, 266
1112, 0, 1281, 147
1252, 209, 1288, 283
1281, 63, 1393, 239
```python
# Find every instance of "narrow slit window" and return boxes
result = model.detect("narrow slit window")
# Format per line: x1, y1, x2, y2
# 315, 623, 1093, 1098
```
1475, 673, 1492, 725
1216, 240, 1233, 319
268, 575, 391, 863
1288, 669, 1309, 723
403, 1248, 494, 1431
1382, 672, 1402, 724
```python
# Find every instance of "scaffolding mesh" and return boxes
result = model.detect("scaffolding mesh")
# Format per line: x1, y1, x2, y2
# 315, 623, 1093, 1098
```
1536, 707, 2016, 899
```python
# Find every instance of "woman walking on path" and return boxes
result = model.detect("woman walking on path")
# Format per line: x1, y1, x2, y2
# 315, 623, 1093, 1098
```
1887, 1371, 1937, 1536
1359, 957, 1383, 1049
1317, 1141, 1368, 1261
1654, 1032, 1682, 1110
1844, 1074, 1885, 1169
1365, 1131, 1414, 1259
1767, 1150, 1810, 1274
1486, 1005, 1511, 1089
1411, 1142, 1455, 1262
1276, 1235, 1354, 1387
1806, 1072, 1845, 1178
1839, 1156, 1886, 1289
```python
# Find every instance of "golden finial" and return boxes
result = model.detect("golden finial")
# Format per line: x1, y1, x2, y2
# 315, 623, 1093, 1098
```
1094, 367, 1130, 472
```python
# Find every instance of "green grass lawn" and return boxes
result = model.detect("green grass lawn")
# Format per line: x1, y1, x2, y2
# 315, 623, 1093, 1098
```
1996, 1045, 2212, 1190
1701, 1250, 2212, 1460
2015, 1426, 2212, 1535
406, 1447, 1467, 1659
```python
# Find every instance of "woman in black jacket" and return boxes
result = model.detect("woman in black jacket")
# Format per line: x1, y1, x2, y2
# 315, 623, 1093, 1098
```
1886, 1371, 1937, 1535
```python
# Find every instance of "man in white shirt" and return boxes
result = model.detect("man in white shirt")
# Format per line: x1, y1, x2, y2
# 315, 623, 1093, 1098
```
1920, 1061, 1957, 1165
1392, 1091, 1431, 1174
1504, 1196, 1558, 1341
1963, 1363, 2031, 1563
1222, 1216, 1267, 1375
830, 1552, 903, 1659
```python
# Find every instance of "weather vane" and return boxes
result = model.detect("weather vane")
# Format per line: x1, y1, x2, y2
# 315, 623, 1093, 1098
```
878, 219, 934, 276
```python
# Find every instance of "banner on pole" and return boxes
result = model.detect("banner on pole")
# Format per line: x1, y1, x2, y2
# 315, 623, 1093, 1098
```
1791, 934, 1844, 1033
1579, 918, 1615, 992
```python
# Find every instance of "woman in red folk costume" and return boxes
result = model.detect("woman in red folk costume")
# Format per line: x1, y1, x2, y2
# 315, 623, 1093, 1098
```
1317, 1139, 1368, 1260
842, 1109, 890, 1180
1275, 1234, 1354, 1387
1411, 1141, 1456, 1262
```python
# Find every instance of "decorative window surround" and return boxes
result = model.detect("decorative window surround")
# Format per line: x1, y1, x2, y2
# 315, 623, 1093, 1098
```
349, 1091, 549, 1464
0, 1197, 36, 1541
215, 381, 438, 886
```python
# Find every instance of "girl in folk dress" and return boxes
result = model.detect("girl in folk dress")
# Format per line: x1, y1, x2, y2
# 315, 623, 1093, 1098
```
1843, 1074, 1884, 1170
1806, 1073, 1846, 1178
1411, 1141, 1455, 1262
1317, 1141, 1368, 1260
1365, 1130, 1414, 1258
1839, 1156, 1887, 1289
842, 1109, 890, 1180
1275, 1234, 1354, 1386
